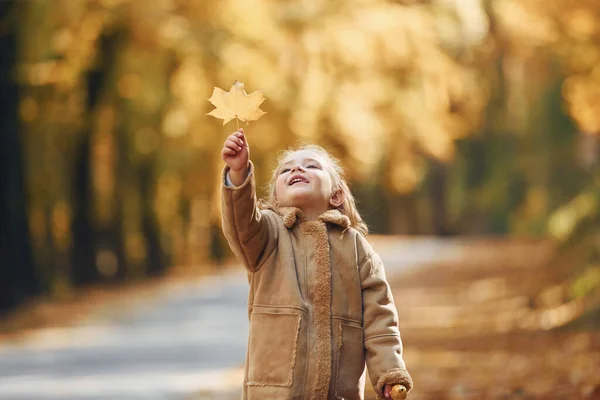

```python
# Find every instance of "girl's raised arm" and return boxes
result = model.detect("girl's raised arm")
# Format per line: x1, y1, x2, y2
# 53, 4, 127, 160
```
220, 129, 279, 272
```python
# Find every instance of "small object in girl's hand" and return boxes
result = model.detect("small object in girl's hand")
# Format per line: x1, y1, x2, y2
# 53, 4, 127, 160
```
206, 81, 266, 126
391, 384, 408, 399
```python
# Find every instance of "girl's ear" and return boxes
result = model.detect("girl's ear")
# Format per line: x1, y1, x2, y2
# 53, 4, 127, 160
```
329, 190, 343, 208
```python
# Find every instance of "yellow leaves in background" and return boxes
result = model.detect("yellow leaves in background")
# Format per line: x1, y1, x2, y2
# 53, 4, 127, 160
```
171, 61, 207, 113
163, 108, 190, 138
563, 9, 597, 40
219, 0, 280, 44
494, 0, 600, 137
390, 160, 427, 195
118, 73, 142, 99
331, 79, 389, 175
548, 191, 598, 240
207, 81, 266, 126
571, 267, 600, 299
154, 173, 183, 226
495, 0, 559, 47
562, 72, 600, 134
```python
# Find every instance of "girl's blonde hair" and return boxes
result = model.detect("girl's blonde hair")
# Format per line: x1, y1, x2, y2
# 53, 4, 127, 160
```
260, 145, 368, 236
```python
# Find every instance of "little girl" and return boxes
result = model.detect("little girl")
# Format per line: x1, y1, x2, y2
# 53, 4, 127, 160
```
220, 129, 412, 400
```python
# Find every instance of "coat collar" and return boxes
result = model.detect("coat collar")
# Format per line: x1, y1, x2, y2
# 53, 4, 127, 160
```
276, 207, 350, 229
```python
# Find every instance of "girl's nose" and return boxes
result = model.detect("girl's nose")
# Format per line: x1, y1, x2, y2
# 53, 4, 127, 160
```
291, 164, 305, 173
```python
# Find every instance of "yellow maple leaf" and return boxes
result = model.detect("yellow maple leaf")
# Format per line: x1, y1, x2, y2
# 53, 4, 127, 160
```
206, 81, 266, 126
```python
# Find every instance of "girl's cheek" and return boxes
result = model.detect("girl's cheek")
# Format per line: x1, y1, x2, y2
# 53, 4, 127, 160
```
275, 179, 285, 196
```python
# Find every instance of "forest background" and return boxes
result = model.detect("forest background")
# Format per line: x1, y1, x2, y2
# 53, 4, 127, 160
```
0, 1, 599, 396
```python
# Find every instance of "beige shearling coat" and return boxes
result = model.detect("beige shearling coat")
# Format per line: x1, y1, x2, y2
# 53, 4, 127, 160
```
221, 163, 412, 400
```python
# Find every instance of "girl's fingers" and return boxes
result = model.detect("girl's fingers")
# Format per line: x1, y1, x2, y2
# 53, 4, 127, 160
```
232, 131, 245, 143
227, 135, 242, 147
224, 147, 239, 155
230, 133, 244, 146
384, 384, 392, 398
225, 139, 242, 151
221, 147, 235, 158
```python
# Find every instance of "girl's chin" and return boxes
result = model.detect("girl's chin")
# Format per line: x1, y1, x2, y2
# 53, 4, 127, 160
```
282, 192, 320, 206
285, 187, 311, 196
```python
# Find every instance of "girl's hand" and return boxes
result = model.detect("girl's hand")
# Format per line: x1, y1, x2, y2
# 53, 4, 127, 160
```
221, 129, 249, 185
222, 129, 249, 171
385, 384, 408, 399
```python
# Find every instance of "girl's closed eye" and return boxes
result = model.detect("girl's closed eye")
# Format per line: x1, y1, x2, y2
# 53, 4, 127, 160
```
280, 168, 290, 174
307, 164, 320, 169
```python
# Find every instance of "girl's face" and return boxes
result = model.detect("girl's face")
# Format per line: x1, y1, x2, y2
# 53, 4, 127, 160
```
275, 150, 335, 213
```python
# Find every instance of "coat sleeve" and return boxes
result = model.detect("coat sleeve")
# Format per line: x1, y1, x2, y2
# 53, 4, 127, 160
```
220, 161, 279, 272
360, 251, 413, 399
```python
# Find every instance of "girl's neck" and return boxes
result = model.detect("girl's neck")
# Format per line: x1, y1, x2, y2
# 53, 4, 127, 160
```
300, 206, 329, 222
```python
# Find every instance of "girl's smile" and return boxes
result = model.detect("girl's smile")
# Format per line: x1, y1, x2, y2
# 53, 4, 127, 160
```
288, 174, 310, 186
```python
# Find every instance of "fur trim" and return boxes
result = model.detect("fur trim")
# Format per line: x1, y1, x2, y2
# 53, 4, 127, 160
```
374, 368, 413, 399
318, 209, 350, 228
277, 207, 349, 229
301, 221, 332, 400
279, 207, 305, 228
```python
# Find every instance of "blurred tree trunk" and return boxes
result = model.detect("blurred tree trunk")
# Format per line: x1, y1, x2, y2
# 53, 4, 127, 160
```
70, 32, 121, 285
107, 107, 129, 281
71, 134, 97, 285
0, 1, 40, 310
140, 163, 165, 276
429, 158, 450, 236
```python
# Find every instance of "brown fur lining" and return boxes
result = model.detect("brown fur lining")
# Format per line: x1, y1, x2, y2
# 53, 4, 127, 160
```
280, 207, 304, 228
374, 368, 413, 399
301, 221, 332, 400
318, 209, 350, 228
279, 207, 349, 229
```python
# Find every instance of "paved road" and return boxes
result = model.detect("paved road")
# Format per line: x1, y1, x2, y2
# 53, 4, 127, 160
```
0, 238, 461, 400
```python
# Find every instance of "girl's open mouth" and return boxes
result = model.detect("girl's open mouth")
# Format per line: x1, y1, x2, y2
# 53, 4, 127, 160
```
289, 175, 309, 186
